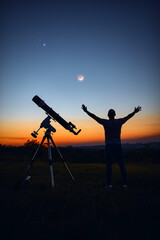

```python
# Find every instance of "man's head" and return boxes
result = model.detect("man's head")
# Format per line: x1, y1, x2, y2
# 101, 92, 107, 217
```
108, 109, 116, 119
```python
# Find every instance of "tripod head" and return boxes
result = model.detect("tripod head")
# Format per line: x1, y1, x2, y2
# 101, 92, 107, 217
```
31, 115, 56, 138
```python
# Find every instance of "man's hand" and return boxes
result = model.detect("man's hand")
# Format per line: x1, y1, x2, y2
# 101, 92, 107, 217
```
134, 106, 141, 113
81, 104, 101, 123
82, 104, 87, 112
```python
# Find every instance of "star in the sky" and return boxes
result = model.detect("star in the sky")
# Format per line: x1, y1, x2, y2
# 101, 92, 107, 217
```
38, 38, 46, 47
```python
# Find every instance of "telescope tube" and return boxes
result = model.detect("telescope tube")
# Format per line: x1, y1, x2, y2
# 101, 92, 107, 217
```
32, 95, 81, 135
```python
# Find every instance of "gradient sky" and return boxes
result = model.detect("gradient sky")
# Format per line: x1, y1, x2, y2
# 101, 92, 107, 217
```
1, 0, 160, 146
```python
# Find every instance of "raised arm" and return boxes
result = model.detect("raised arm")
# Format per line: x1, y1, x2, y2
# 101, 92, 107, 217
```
81, 104, 101, 123
123, 106, 141, 123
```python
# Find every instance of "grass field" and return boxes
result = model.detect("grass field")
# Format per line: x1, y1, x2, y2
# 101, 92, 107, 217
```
0, 159, 160, 240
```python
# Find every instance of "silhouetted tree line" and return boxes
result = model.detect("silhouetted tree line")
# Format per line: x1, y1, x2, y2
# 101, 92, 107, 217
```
0, 140, 159, 163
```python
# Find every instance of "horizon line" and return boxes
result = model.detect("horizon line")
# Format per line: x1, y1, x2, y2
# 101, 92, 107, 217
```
0, 135, 160, 147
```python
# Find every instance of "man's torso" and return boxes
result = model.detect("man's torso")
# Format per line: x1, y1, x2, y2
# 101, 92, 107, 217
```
99, 118, 124, 144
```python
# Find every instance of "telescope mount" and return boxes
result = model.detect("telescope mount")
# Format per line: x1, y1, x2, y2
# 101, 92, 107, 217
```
23, 116, 75, 190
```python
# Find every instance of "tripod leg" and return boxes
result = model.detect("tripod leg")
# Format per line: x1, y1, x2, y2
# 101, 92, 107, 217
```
50, 136, 75, 182
47, 137, 54, 189
25, 135, 46, 176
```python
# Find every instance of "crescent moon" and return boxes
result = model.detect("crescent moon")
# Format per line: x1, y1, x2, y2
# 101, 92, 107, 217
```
77, 75, 84, 81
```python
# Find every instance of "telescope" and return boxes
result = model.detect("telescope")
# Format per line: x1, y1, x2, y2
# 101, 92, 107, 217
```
32, 95, 81, 135
18, 95, 80, 190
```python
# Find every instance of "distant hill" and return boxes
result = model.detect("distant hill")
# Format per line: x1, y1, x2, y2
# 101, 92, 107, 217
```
77, 142, 160, 150
0, 141, 159, 164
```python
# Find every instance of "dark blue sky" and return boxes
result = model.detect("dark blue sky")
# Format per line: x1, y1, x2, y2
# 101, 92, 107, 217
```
0, 0, 160, 145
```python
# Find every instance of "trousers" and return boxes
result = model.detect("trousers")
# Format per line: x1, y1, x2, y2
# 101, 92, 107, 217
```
105, 144, 128, 185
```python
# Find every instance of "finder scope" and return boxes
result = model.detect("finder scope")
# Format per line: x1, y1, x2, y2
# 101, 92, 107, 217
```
32, 95, 81, 135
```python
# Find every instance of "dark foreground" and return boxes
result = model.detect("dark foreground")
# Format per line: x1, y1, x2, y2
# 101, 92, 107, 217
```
0, 160, 160, 240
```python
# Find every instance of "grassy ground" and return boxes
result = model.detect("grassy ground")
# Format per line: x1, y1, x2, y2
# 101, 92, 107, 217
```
0, 160, 160, 240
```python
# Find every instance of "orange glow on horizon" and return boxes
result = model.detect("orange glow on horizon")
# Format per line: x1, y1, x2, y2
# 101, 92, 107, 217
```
0, 114, 160, 146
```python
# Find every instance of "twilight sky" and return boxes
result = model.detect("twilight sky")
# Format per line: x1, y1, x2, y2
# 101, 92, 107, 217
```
0, 0, 160, 146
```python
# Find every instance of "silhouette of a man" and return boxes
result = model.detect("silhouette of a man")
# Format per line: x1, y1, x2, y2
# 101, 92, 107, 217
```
82, 105, 141, 189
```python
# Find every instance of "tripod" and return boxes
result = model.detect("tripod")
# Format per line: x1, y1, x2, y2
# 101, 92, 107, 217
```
25, 128, 75, 190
